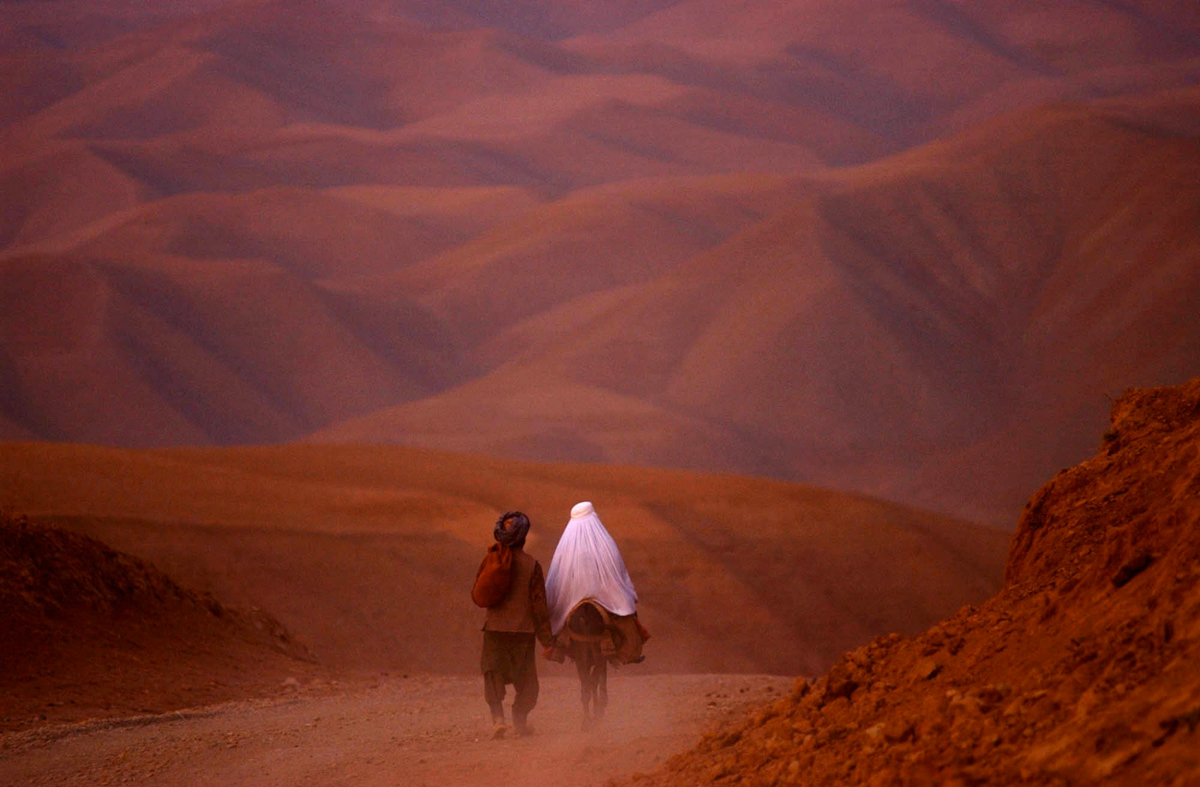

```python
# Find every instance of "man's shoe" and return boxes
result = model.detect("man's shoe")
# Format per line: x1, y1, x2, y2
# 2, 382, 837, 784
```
492, 722, 508, 740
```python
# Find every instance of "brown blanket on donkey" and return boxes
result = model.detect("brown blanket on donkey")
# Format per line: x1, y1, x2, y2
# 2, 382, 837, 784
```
545, 599, 649, 665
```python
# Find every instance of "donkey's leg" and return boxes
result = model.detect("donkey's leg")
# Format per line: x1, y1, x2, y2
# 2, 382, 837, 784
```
594, 658, 608, 720
574, 648, 594, 728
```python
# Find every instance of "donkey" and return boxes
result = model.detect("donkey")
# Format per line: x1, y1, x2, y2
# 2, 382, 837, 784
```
562, 600, 613, 730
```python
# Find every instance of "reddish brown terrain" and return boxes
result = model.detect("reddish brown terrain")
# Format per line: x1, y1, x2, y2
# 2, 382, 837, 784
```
626, 377, 1200, 786
310, 96, 1200, 525
2, 2, 1198, 784
1, 381, 1195, 786
2, 0, 1199, 526
0, 442, 1007, 680
0, 511, 322, 732
0, 442, 1007, 784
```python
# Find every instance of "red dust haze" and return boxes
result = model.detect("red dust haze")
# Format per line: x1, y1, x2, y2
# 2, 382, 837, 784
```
2, 6, 1200, 784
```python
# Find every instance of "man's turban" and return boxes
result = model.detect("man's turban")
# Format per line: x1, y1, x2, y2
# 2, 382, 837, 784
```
494, 511, 530, 548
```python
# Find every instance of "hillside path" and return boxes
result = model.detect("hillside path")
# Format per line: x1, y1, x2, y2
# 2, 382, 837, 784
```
1, 674, 791, 786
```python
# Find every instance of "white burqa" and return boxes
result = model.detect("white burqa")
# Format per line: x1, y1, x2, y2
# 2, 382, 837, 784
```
545, 501, 638, 635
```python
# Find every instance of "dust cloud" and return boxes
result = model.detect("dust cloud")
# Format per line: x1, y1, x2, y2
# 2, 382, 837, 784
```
0, 673, 794, 787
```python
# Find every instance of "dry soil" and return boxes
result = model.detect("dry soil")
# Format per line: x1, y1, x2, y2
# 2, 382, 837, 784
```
0, 674, 791, 787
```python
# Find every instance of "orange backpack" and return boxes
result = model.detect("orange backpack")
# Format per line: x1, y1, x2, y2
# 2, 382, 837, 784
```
471, 543, 514, 607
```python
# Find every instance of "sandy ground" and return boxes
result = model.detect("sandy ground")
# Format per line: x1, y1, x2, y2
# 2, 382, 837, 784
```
0, 674, 792, 787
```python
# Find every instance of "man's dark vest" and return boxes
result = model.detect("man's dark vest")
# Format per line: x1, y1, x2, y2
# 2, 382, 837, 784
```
483, 549, 538, 633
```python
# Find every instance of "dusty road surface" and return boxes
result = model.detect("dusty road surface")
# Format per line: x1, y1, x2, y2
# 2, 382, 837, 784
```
1, 674, 792, 786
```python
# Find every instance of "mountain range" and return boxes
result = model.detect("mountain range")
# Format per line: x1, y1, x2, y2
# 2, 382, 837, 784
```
2, 0, 1199, 525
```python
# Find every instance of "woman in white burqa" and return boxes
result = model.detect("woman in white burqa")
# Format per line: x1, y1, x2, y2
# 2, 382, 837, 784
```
545, 501, 638, 630
544, 501, 646, 728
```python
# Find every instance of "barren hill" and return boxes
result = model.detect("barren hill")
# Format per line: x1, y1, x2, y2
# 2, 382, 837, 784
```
0, 511, 318, 732
310, 95, 1200, 526
1, 0, 1199, 528
0, 441, 1008, 677
626, 376, 1200, 786
567, 0, 1200, 142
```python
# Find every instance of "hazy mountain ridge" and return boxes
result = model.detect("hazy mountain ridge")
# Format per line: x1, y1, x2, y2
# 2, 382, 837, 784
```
308, 98, 1200, 524
1, 0, 1198, 525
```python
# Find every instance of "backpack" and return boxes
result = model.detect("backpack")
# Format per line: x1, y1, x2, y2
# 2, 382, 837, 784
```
471, 543, 514, 607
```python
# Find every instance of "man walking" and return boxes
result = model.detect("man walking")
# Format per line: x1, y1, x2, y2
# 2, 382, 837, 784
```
478, 511, 553, 738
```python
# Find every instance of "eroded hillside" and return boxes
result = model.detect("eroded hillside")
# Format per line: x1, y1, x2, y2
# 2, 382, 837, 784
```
2, 1, 1199, 527
628, 377, 1200, 785
0, 513, 320, 732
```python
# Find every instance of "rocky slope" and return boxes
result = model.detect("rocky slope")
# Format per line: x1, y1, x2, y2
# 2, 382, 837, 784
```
0, 513, 321, 732
627, 377, 1200, 785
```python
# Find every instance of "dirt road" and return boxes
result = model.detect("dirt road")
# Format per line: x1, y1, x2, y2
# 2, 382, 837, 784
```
1, 674, 792, 786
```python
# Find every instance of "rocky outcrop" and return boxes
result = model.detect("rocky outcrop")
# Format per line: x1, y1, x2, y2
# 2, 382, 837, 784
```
626, 377, 1200, 785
